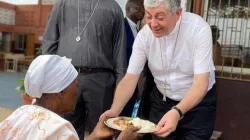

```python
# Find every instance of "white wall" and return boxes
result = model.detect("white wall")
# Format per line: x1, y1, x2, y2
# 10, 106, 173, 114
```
181, 0, 186, 11
208, 18, 250, 48
115, 0, 126, 16
18, 0, 38, 5
0, 0, 17, 5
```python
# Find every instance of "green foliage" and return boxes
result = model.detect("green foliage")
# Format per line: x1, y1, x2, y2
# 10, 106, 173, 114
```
15, 78, 26, 93
36, 46, 42, 56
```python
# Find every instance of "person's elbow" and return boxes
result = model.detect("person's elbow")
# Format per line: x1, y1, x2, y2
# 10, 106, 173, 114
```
124, 72, 140, 83
118, 72, 140, 89
193, 72, 210, 93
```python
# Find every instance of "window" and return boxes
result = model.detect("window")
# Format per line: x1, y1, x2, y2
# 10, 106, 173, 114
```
204, 0, 250, 81
15, 33, 26, 51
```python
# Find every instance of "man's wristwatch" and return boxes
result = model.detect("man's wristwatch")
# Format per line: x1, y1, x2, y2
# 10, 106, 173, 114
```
171, 106, 184, 120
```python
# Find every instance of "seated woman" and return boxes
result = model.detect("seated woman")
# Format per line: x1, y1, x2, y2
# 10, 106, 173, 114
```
0, 55, 140, 140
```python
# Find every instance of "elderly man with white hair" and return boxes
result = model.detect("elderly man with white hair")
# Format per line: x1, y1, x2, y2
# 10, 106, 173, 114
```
101, 0, 216, 140
0, 55, 140, 140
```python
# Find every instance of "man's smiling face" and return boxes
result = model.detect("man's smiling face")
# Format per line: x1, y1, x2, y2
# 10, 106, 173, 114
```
145, 5, 182, 37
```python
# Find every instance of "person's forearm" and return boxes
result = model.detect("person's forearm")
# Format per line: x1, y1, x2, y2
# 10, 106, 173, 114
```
176, 75, 209, 114
115, 69, 126, 86
85, 134, 94, 140
85, 132, 101, 140
111, 75, 139, 114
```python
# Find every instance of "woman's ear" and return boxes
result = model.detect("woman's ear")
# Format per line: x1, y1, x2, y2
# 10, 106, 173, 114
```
58, 91, 64, 99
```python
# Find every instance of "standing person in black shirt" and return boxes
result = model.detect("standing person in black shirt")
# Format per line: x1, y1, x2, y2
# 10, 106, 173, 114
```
42, 0, 126, 139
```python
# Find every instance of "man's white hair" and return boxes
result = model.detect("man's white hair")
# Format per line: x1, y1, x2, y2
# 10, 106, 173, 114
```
144, 0, 181, 12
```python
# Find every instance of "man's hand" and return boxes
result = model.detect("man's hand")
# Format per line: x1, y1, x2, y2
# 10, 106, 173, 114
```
154, 109, 180, 137
88, 117, 118, 140
99, 73, 140, 121
117, 127, 141, 140
99, 109, 119, 120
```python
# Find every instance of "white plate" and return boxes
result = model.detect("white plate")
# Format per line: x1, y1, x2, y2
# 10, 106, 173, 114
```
104, 117, 156, 133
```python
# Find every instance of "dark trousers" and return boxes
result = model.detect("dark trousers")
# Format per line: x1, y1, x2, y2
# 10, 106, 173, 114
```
149, 86, 217, 140
64, 72, 115, 140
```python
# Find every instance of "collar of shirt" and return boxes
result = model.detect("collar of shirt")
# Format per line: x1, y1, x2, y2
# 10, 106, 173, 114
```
165, 16, 182, 38
126, 17, 140, 38
126, 17, 139, 30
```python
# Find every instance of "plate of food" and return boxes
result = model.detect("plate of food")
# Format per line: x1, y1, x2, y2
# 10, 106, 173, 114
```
104, 117, 156, 133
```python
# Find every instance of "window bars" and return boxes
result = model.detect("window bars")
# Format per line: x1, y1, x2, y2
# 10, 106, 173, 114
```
205, 0, 250, 82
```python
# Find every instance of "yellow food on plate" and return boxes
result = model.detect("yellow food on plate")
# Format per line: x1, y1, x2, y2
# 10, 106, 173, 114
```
112, 117, 155, 132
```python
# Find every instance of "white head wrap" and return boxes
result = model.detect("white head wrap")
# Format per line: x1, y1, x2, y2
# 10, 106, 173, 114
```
24, 55, 78, 98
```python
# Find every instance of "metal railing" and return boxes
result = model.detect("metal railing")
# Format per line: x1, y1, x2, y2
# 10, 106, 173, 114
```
205, 0, 250, 82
